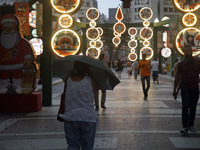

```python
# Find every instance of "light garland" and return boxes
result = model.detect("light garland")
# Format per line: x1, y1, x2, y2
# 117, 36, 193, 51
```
51, 0, 81, 57
139, 7, 153, 60
128, 27, 138, 62
112, 6, 126, 47
86, 7, 103, 59
173, 0, 200, 56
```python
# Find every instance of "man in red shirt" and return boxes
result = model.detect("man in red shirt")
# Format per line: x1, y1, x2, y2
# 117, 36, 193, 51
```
138, 53, 151, 100
173, 45, 200, 134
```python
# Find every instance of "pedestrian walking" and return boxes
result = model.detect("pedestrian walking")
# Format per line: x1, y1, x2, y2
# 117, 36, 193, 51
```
116, 59, 123, 78
57, 61, 98, 150
138, 53, 151, 100
151, 58, 159, 84
94, 53, 107, 111
132, 61, 139, 79
173, 45, 200, 134
126, 60, 132, 78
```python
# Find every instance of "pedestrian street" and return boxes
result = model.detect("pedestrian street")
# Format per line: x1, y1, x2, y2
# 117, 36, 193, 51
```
0, 73, 200, 150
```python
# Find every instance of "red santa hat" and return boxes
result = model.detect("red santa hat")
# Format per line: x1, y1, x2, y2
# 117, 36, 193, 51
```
0, 14, 19, 25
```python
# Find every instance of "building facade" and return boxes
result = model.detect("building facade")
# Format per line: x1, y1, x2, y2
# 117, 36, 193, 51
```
73, 0, 98, 23
130, 0, 180, 23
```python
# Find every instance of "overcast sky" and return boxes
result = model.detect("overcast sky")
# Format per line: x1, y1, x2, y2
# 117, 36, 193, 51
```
97, 0, 122, 17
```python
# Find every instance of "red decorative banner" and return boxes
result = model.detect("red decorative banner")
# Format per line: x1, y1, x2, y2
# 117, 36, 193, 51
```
15, 2, 30, 37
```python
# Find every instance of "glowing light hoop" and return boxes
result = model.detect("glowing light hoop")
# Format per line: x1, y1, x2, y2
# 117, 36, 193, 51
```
128, 53, 138, 61
86, 47, 100, 59
140, 27, 153, 40
51, 0, 81, 14
51, 29, 81, 57
182, 13, 197, 27
140, 47, 154, 60
86, 27, 100, 41
86, 7, 100, 21
139, 7, 153, 20
175, 27, 200, 56
128, 40, 137, 48
58, 14, 73, 28
128, 27, 137, 36
112, 37, 121, 47
173, 0, 200, 12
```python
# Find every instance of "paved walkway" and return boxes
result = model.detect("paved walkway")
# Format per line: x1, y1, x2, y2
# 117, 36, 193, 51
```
0, 73, 200, 150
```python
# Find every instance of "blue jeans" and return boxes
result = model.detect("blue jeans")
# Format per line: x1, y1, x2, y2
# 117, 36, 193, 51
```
141, 76, 150, 98
181, 87, 199, 128
64, 121, 97, 150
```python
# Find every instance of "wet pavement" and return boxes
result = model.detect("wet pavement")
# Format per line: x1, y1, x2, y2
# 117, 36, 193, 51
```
0, 73, 200, 150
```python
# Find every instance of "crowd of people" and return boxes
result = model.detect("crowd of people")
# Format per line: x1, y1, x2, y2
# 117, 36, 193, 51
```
56, 47, 200, 149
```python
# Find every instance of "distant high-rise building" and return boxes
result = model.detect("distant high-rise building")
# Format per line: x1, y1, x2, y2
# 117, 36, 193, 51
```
129, 0, 180, 23
73, 0, 98, 23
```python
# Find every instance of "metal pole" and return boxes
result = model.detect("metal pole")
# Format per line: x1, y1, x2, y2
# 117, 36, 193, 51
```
41, 0, 52, 106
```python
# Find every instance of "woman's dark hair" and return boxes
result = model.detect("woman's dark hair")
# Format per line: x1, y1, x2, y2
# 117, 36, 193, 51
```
72, 61, 90, 75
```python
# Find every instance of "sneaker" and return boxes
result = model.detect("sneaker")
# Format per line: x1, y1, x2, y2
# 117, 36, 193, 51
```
189, 126, 196, 132
143, 97, 148, 101
95, 106, 99, 111
180, 128, 188, 134
101, 105, 106, 109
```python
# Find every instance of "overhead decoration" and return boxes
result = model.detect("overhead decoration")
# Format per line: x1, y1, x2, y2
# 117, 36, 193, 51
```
51, 0, 82, 57
139, 7, 153, 60
14, 2, 30, 36
173, 0, 200, 56
112, 6, 126, 47
86, 7, 103, 59
128, 27, 138, 61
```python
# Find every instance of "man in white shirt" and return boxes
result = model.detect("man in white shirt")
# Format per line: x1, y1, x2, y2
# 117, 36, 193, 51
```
151, 58, 159, 84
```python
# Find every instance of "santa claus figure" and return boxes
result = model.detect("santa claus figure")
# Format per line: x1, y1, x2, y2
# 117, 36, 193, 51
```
0, 14, 37, 94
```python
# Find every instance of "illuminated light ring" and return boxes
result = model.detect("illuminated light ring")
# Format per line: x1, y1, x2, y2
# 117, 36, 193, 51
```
86, 7, 100, 21
86, 27, 100, 41
140, 27, 153, 40
51, 0, 81, 14
161, 47, 172, 58
51, 29, 81, 57
58, 14, 73, 28
128, 40, 137, 48
95, 40, 103, 49
113, 32, 120, 37
128, 52, 138, 61
139, 7, 153, 21
89, 41, 96, 47
182, 13, 197, 27
113, 22, 126, 35
30, 38, 43, 56
140, 47, 154, 60
143, 20, 150, 27
112, 36, 121, 47
131, 36, 136, 40
143, 40, 150, 47
86, 47, 100, 59
89, 20, 97, 28
130, 48, 136, 53
175, 27, 200, 56
128, 27, 137, 36
97, 27, 103, 36
173, 0, 200, 13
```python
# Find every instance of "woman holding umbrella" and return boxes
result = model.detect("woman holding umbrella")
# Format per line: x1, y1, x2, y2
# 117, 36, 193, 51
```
57, 61, 99, 150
